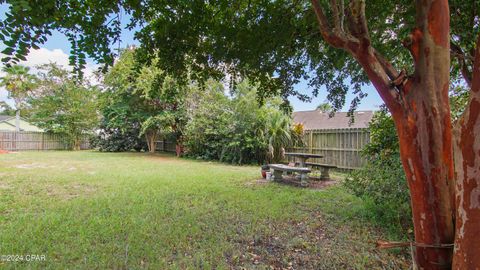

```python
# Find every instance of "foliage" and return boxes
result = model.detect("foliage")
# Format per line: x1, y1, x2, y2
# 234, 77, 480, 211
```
95, 49, 186, 151
0, 65, 37, 126
344, 110, 411, 237
183, 79, 234, 161
0, 101, 15, 116
0, 1, 470, 110
265, 111, 292, 163
93, 49, 149, 152
183, 79, 294, 164
140, 113, 174, 137
136, 60, 188, 153
91, 124, 147, 152
450, 85, 470, 122
94, 49, 187, 153
362, 108, 399, 157
29, 64, 99, 150
316, 102, 332, 113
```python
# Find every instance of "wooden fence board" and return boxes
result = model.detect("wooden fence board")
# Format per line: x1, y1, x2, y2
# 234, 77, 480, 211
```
155, 140, 176, 153
287, 128, 370, 170
0, 131, 90, 151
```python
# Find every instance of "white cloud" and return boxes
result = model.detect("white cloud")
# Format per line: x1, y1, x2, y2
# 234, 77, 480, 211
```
0, 48, 99, 108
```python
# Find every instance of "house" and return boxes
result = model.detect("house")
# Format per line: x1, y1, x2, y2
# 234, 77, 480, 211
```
0, 115, 44, 132
292, 110, 374, 130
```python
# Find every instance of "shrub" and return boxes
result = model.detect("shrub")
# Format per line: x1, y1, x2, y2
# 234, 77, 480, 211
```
183, 79, 292, 164
91, 123, 147, 152
344, 110, 412, 237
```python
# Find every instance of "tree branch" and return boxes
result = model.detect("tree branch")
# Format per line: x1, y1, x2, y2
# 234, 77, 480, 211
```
345, 0, 369, 45
456, 35, 480, 128
311, 0, 349, 48
310, 0, 401, 111
470, 35, 480, 95
451, 41, 472, 87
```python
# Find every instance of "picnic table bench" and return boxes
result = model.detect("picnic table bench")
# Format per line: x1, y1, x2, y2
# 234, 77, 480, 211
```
268, 164, 311, 187
305, 162, 337, 180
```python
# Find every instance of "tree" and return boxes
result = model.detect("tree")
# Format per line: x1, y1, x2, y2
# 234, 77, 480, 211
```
140, 113, 174, 153
96, 49, 150, 152
2, 1, 480, 268
316, 102, 332, 113
0, 101, 16, 116
0, 65, 36, 131
135, 59, 188, 155
97, 48, 188, 154
265, 111, 292, 163
29, 64, 99, 150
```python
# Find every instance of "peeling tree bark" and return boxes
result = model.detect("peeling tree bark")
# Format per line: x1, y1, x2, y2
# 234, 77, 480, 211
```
145, 131, 158, 153
452, 35, 480, 269
311, 0, 457, 268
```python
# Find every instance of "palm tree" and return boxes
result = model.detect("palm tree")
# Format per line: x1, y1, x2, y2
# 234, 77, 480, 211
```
0, 65, 36, 131
265, 111, 292, 163
316, 102, 332, 113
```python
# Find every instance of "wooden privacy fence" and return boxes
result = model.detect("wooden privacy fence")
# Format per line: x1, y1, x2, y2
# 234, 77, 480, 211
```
287, 128, 370, 170
0, 131, 90, 151
155, 140, 176, 152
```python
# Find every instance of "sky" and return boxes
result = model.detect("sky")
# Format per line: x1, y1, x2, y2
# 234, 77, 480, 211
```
0, 4, 384, 112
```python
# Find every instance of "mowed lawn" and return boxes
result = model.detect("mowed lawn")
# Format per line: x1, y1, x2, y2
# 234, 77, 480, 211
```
0, 151, 408, 269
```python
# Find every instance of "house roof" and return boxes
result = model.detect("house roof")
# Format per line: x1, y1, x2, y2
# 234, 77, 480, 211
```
0, 115, 13, 122
293, 110, 374, 130
0, 115, 44, 132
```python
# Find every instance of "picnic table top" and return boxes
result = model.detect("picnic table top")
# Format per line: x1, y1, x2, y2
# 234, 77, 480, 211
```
284, 152, 324, 159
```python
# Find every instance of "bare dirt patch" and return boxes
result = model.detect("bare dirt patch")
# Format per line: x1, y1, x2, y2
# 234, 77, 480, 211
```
15, 163, 53, 169
227, 213, 410, 269
45, 183, 99, 200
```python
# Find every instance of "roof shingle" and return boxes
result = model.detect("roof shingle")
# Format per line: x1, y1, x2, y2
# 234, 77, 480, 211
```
292, 110, 374, 130
0, 115, 13, 122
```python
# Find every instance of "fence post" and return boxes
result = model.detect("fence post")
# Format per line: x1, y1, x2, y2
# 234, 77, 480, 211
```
41, 132, 45, 150
309, 131, 313, 154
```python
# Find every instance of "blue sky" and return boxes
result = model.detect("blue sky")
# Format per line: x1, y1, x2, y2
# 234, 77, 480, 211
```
0, 4, 383, 112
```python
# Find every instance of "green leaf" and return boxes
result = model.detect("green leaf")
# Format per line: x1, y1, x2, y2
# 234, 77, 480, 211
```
1, 47, 15, 55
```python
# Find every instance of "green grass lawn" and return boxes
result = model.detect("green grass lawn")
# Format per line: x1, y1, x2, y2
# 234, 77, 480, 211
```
0, 151, 409, 269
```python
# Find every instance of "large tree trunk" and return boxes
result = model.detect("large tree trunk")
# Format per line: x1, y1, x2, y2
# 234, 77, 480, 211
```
452, 35, 480, 269
393, 89, 455, 269
391, 2, 456, 266
310, 0, 456, 268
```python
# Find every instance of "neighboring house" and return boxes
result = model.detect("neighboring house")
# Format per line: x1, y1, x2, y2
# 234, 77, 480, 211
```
0, 115, 44, 132
292, 110, 374, 130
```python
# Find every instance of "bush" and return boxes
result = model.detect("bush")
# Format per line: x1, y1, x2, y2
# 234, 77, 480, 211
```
91, 123, 147, 152
344, 110, 412, 237
183, 79, 290, 164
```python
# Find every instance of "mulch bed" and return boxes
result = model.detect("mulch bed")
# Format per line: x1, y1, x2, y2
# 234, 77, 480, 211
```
0, 150, 10, 154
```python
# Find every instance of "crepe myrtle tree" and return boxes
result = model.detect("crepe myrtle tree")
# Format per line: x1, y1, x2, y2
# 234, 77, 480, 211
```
2, 0, 480, 268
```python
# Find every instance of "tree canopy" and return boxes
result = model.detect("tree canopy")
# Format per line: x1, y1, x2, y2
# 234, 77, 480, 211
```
0, 1, 474, 111
29, 63, 99, 150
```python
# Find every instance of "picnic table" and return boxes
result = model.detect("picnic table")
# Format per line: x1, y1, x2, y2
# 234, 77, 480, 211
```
284, 152, 324, 167
285, 152, 336, 180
